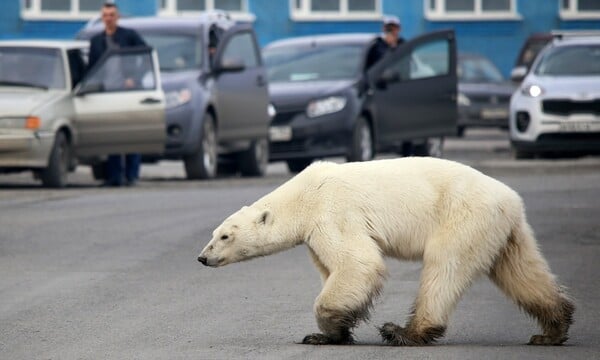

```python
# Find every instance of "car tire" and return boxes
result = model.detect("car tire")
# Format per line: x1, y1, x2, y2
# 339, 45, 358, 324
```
91, 161, 106, 181
346, 116, 374, 162
239, 138, 269, 177
286, 158, 313, 173
184, 114, 217, 180
513, 148, 535, 160
413, 137, 444, 157
40, 131, 70, 188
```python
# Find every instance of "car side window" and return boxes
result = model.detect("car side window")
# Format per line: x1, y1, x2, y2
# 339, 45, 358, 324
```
384, 39, 450, 82
81, 49, 157, 92
221, 32, 259, 68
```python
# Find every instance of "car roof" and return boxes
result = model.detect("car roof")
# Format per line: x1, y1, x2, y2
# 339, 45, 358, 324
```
552, 35, 600, 46
78, 13, 236, 37
264, 33, 377, 49
0, 39, 88, 50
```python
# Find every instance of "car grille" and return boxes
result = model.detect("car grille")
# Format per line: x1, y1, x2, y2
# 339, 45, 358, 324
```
543, 99, 600, 116
469, 94, 510, 104
270, 139, 306, 153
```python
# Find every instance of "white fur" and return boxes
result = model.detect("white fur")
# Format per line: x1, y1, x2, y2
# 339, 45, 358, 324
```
199, 157, 573, 345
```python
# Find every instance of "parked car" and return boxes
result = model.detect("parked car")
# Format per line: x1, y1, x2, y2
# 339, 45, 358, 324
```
77, 11, 271, 179
456, 52, 515, 136
262, 30, 457, 172
0, 40, 165, 187
509, 35, 600, 159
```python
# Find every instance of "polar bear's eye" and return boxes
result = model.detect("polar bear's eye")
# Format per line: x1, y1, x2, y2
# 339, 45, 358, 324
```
220, 235, 229, 241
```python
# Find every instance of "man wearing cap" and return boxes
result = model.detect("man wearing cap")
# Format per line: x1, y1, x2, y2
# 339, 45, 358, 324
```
365, 15, 405, 69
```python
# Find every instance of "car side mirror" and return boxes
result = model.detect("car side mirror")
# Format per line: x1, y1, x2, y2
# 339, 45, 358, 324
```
510, 66, 528, 83
76, 82, 104, 96
376, 69, 400, 89
215, 57, 245, 73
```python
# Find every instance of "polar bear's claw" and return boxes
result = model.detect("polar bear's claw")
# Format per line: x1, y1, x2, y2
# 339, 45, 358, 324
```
302, 333, 354, 345
379, 322, 445, 346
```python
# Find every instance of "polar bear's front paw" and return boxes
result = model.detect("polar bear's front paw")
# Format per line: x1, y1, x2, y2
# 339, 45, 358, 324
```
302, 333, 354, 345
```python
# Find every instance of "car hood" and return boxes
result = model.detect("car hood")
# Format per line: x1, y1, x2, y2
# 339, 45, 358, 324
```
0, 88, 64, 117
458, 82, 516, 96
524, 75, 600, 97
268, 80, 355, 109
160, 70, 201, 91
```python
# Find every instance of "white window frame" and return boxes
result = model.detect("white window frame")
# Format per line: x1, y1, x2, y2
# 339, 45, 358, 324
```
425, 0, 522, 21
560, 0, 600, 19
159, 0, 255, 22
290, 0, 382, 21
21, 0, 104, 20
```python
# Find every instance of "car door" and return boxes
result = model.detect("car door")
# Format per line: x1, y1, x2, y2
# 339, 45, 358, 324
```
72, 47, 166, 157
367, 30, 457, 145
212, 25, 269, 141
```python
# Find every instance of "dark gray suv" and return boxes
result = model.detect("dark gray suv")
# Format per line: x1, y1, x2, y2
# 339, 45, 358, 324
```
77, 12, 270, 179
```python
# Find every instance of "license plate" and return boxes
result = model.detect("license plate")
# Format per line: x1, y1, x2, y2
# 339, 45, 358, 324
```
269, 126, 292, 142
480, 108, 508, 120
558, 122, 600, 132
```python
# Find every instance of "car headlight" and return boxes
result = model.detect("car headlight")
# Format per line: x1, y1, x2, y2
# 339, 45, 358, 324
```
268, 103, 277, 119
0, 116, 40, 130
521, 84, 544, 98
165, 88, 192, 109
457, 93, 471, 106
306, 96, 347, 118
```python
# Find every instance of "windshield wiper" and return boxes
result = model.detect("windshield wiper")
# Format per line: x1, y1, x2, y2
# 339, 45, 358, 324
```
0, 80, 48, 90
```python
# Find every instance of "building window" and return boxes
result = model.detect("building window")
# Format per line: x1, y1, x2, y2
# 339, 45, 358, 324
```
425, 0, 521, 20
21, 0, 106, 19
159, 0, 254, 21
560, 0, 600, 19
291, 0, 382, 21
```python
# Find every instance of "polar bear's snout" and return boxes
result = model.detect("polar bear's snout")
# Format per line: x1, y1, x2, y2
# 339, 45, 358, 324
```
197, 256, 208, 265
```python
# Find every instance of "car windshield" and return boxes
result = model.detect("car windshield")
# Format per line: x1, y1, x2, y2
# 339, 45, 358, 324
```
0, 47, 65, 89
458, 56, 504, 83
263, 44, 363, 83
535, 44, 600, 76
141, 34, 202, 71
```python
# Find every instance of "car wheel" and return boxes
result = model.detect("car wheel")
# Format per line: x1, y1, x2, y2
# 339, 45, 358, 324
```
40, 131, 70, 188
413, 137, 444, 157
346, 116, 374, 162
513, 148, 535, 160
91, 161, 106, 181
184, 114, 217, 180
286, 158, 313, 173
239, 138, 269, 177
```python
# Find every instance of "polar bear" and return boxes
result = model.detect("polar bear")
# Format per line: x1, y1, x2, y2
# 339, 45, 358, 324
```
197, 157, 574, 346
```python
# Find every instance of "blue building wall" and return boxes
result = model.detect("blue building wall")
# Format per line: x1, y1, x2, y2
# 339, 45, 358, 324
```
1, 0, 599, 76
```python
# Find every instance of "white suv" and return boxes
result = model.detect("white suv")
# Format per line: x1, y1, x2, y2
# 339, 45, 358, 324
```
509, 36, 600, 159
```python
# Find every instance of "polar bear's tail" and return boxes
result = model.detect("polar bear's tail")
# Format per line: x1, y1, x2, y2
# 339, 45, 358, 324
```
488, 219, 574, 345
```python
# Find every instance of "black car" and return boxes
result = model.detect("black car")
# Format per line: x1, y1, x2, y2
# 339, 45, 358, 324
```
77, 12, 271, 179
263, 30, 457, 172
456, 52, 515, 136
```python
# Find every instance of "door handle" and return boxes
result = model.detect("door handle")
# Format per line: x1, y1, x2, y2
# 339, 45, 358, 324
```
256, 76, 266, 87
140, 97, 162, 104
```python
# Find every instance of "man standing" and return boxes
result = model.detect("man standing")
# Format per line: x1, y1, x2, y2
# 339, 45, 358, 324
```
365, 15, 405, 69
89, 2, 146, 187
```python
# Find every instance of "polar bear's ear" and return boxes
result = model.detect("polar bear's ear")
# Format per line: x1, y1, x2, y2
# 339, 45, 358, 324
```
257, 209, 273, 225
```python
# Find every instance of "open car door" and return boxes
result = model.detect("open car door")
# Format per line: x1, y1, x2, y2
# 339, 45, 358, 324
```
73, 46, 165, 157
367, 29, 457, 146
212, 24, 270, 142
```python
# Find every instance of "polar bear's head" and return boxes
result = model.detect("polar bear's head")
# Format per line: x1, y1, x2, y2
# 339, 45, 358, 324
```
198, 206, 274, 267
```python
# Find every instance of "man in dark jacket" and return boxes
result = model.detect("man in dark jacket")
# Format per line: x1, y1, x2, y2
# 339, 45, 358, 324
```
89, 2, 146, 187
365, 15, 406, 70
